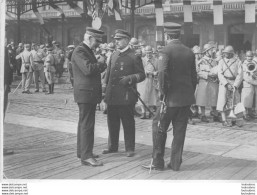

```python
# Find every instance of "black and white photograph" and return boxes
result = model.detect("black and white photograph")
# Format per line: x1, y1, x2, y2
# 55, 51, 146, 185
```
0, 0, 257, 194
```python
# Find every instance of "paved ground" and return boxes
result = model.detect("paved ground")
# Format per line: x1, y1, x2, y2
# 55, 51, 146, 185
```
3, 73, 257, 180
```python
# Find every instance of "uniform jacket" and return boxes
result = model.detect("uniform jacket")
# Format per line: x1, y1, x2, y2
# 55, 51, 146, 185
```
31, 49, 46, 71
71, 42, 106, 104
158, 39, 197, 107
242, 60, 257, 87
104, 48, 145, 105
16, 50, 34, 73
217, 57, 243, 88
198, 55, 218, 83
44, 53, 56, 73
53, 47, 65, 64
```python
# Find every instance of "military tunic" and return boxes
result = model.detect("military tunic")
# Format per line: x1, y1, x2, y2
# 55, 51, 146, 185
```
44, 53, 56, 84
137, 56, 158, 106
216, 57, 243, 111
104, 47, 145, 152
241, 60, 257, 108
16, 50, 34, 92
195, 56, 219, 107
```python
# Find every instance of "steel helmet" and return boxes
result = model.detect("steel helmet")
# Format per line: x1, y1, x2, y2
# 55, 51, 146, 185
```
246, 51, 254, 57
192, 45, 201, 54
129, 37, 139, 46
145, 45, 153, 53
223, 45, 234, 54
202, 43, 214, 53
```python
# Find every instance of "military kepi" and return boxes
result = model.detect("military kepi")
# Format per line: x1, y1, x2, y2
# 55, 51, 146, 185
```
114, 29, 131, 39
164, 22, 181, 34
86, 27, 105, 42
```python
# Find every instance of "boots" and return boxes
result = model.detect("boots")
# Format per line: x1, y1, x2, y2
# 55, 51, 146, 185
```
51, 83, 54, 94
45, 84, 52, 95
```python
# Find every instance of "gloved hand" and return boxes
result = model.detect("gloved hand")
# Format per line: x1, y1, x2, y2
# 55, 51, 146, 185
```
119, 76, 131, 86
97, 62, 107, 73
97, 55, 106, 64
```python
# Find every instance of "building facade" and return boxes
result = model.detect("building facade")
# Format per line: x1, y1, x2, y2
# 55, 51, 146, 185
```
5, 0, 257, 52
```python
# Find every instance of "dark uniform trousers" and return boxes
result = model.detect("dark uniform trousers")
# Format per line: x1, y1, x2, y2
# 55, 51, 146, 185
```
152, 106, 190, 170
77, 103, 96, 160
107, 104, 135, 152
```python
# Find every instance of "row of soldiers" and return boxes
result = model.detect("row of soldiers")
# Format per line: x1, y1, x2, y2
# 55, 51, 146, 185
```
6, 41, 65, 94
191, 43, 257, 127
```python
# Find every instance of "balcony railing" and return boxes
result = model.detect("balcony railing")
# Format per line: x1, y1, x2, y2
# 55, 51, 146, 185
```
8, 1, 256, 20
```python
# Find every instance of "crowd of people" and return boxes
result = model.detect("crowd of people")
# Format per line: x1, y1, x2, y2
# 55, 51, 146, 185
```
97, 38, 257, 128
5, 35, 257, 127
4, 22, 257, 171
6, 41, 66, 94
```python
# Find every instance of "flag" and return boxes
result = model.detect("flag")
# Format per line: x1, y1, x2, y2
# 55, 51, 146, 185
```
183, 0, 192, 23
32, 0, 44, 25
49, 0, 65, 18
213, 0, 223, 25
245, 0, 256, 23
107, 0, 122, 20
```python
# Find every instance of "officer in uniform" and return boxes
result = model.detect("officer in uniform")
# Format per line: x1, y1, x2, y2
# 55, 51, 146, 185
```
142, 22, 197, 171
216, 45, 243, 127
16, 44, 34, 94
195, 43, 219, 122
31, 43, 47, 92
53, 42, 65, 78
102, 29, 145, 157
44, 45, 56, 94
241, 51, 257, 120
72, 27, 107, 166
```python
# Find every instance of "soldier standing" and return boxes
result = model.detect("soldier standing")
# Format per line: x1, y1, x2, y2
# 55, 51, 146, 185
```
142, 22, 197, 171
241, 51, 257, 120
31, 44, 46, 92
138, 45, 158, 119
102, 29, 145, 157
195, 43, 219, 122
44, 45, 56, 95
16, 44, 34, 94
216, 46, 243, 127
53, 42, 65, 78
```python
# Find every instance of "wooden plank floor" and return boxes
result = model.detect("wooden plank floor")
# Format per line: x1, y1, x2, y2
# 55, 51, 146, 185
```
3, 123, 257, 180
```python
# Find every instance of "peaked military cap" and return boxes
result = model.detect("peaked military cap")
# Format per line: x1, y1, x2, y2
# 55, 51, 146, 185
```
164, 22, 181, 34
114, 29, 131, 39
86, 27, 104, 43
67, 45, 75, 49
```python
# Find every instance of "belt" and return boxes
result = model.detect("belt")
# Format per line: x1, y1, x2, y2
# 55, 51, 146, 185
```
224, 76, 235, 81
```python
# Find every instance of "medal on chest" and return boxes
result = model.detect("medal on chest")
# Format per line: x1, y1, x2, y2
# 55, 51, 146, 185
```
120, 62, 124, 71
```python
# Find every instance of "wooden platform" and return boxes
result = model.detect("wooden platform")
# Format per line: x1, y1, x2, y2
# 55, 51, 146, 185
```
3, 123, 257, 180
